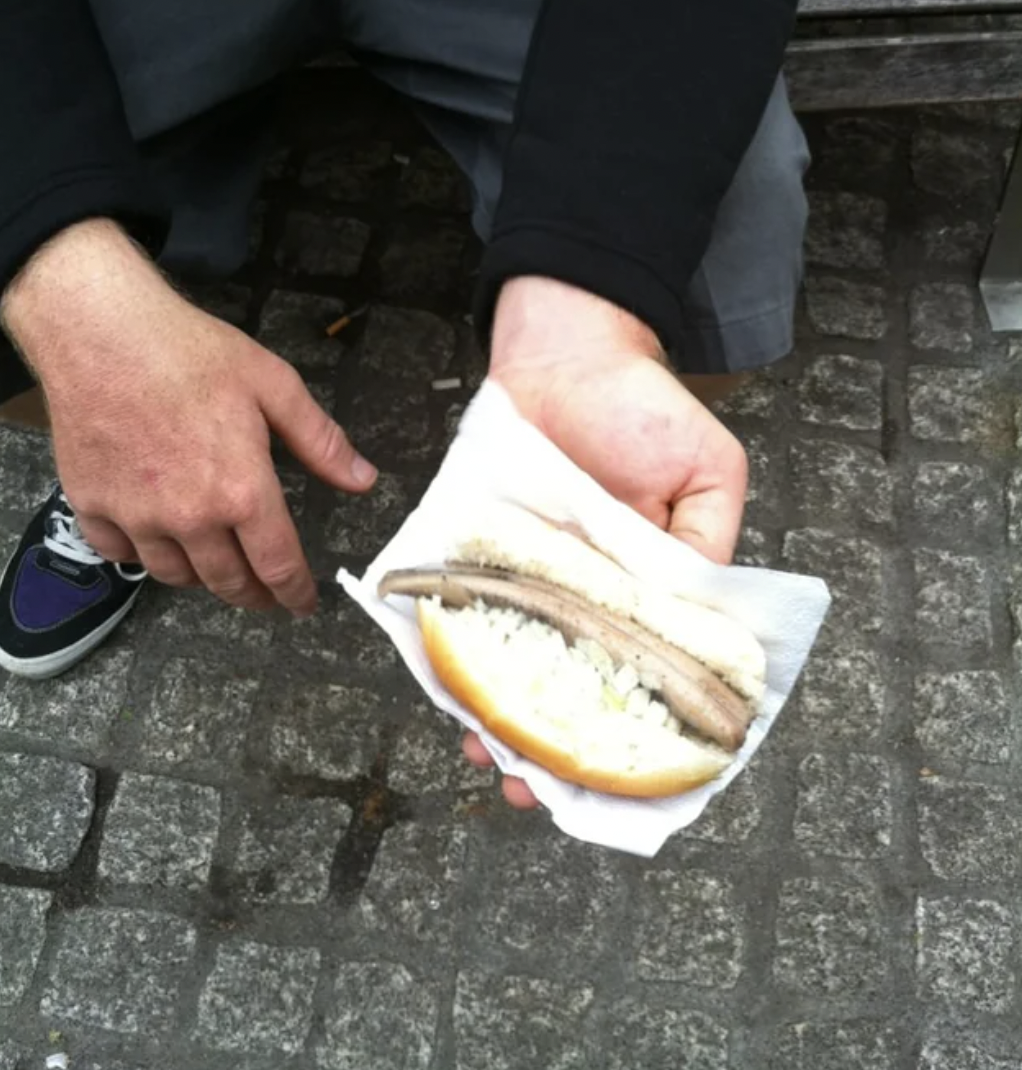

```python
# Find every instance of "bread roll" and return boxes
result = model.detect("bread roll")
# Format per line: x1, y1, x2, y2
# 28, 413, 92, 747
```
417, 597, 733, 797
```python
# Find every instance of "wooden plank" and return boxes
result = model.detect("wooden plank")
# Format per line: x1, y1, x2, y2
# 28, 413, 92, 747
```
799, 0, 1022, 15
786, 31, 1022, 108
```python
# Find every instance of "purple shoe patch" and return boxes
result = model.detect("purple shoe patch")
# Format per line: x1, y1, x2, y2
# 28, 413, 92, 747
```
12, 546, 111, 632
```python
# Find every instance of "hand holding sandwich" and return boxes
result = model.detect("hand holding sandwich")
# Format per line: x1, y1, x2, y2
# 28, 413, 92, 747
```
460, 277, 751, 809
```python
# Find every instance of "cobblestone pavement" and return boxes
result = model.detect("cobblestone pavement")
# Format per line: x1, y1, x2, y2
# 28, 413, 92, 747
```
2, 66, 1022, 1069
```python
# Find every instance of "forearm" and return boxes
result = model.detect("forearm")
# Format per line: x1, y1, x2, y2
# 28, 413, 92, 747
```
1, 219, 169, 401
476, 0, 799, 356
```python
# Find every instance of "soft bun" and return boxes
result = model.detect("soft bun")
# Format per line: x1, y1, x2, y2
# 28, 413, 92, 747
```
417, 597, 733, 797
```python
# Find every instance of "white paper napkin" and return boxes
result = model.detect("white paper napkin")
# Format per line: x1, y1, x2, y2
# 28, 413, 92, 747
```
338, 379, 831, 857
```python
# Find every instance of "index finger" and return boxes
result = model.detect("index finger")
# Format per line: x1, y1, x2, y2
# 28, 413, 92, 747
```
234, 474, 318, 616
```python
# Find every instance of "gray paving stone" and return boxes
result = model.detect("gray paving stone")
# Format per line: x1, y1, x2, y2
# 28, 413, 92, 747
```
195, 941, 320, 1054
0, 886, 51, 1006
782, 530, 885, 644
0, 427, 55, 512
274, 212, 371, 276
268, 683, 385, 780
325, 472, 417, 555
0, 527, 16, 564
453, 971, 593, 1070
341, 385, 436, 464
767, 1019, 901, 1070
920, 216, 989, 267
918, 777, 1018, 883
398, 146, 472, 212
0, 1042, 18, 1070
913, 549, 993, 650
791, 648, 886, 743
278, 593, 398, 672
711, 371, 779, 420
42, 908, 196, 1033
595, 1003, 727, 1070
815, 115, 901, 183
911, 127, 1004, 200
743, 432, 777, 512
908, 367, 995, 445
473, 832, 623, 964
358, 306, 456, 384
633, 868, 743, 987
805, 276, 888, 340
232, 796, 351, 905
796, 354, 884, 431
99, 773, 221, 890
388, 701, 495, 794
913, 462, 997, 539
379, 225, 465, 303
794, 753, 892, 860
1007, 468, 1022, 547
916, 896, 1014, 1014
774, 875, 889, 999
139, 659, 260, 774
914, 671, 1012, 766
0, 648, 131, 752
358, 822, 467, 947
682, 758, 766, 845
148, 587, 274, 649
806, 192, 887, 270
0, 755, 94, 872
790, 439, 892, 527
918, 1036, 1019, 1070
258, 290, 349, 369
442, 399, 469, 447
733, 526, 773, 569
299, 141, 393, 202
909, 283, 977, 354
317, 962, 440, 1070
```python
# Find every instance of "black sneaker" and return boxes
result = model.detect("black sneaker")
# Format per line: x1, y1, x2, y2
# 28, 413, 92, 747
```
0, 486, 147, 679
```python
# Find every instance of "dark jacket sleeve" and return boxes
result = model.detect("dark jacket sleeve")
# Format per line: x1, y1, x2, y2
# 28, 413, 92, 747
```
473, 0, 799, 361
0, 0, 168, 294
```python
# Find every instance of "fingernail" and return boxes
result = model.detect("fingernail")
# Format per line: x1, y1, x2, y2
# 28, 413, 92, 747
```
352, 455, 377, 487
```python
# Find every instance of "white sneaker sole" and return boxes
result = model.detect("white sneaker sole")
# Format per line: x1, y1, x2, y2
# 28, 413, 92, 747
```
0, 584, 145, 680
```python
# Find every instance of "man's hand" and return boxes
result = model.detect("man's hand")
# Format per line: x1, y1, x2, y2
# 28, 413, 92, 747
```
461, 276, 749, 809
1, 219, 377, 615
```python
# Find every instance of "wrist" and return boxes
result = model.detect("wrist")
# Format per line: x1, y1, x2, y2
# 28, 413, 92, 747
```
1, 218, 163, 379
489, 276, 665, 378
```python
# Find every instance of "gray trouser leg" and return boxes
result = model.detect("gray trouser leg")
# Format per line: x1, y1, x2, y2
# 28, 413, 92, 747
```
339, 0, 811, 373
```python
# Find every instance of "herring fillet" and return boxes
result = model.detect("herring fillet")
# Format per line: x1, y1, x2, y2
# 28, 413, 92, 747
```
378, 566, 748, 751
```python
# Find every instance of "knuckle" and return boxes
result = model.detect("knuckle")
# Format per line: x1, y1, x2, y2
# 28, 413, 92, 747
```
222, 484, 262, 527
259, 558, 303, 593
311, 419, 351, 470
165, 503, 210, 539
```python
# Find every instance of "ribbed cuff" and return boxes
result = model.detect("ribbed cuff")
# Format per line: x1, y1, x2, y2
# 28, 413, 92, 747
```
0, 169, 169, 293
473, 226, 689, 361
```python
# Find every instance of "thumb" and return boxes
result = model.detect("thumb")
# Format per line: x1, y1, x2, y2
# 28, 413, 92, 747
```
261, 362, 377, 492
